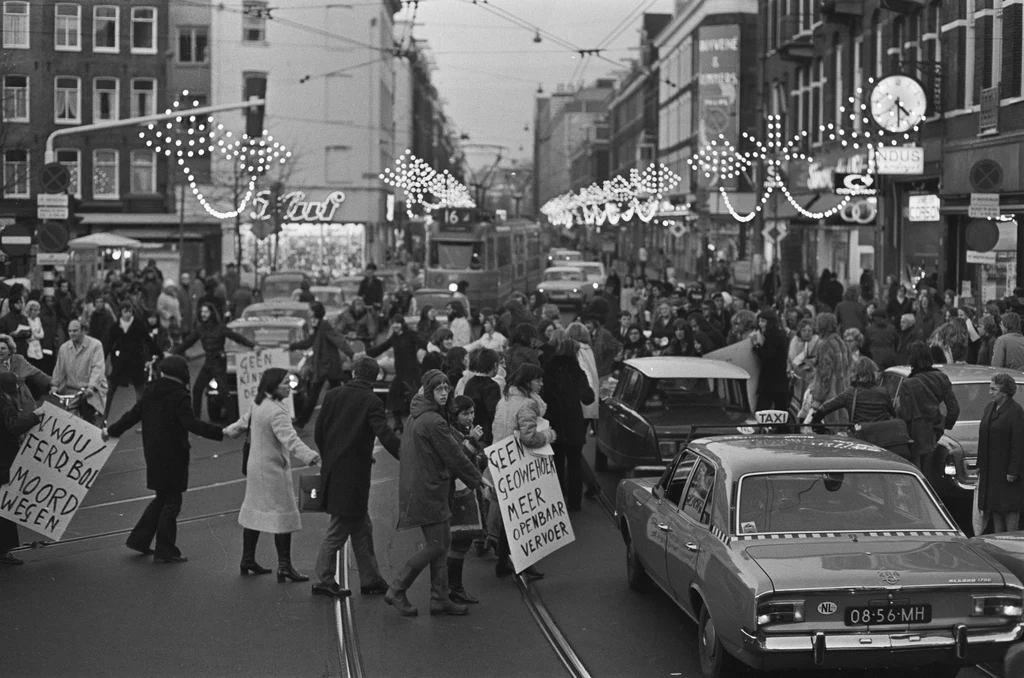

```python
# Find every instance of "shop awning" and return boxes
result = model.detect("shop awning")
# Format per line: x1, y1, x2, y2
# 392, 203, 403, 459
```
68, 233, 143, 249
80, 213, 222, 225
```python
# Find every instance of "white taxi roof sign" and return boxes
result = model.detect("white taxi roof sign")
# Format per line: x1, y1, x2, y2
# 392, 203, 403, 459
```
755, 410, 789, 426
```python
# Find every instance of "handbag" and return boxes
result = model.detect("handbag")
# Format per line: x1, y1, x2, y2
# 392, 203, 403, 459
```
450, 484, 485, 539
850, 388, 913, 458
298, 474, 325, 512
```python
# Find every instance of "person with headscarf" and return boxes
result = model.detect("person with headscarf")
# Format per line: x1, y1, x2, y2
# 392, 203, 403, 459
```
446, 299, 472, 347
0, 371, 42, 566
366, 313, 423, 431
386, 370, 483, 617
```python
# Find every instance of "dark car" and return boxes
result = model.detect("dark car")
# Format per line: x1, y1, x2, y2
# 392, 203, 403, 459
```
881, 364, 1024, 501
259, 270, 312, 301
595, 357, 756, 473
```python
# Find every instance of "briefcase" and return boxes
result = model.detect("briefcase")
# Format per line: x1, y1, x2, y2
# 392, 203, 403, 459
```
298, 475, 325, 512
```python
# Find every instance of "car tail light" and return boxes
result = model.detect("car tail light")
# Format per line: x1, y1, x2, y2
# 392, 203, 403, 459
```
757, 601, 805, 626
972, 596, 1023, 617
658, 441, 676, 459
944, 454, 957, 477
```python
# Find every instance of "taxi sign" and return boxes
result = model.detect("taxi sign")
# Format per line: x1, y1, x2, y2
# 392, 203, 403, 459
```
755, 410, 789, 426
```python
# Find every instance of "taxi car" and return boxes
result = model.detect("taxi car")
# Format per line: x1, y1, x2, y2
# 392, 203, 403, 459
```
204, 315, 311, 421
615, 432, 1024, 677
537, 266, 591, 309
595, 357, 756, 472
881, 364, 1024, 501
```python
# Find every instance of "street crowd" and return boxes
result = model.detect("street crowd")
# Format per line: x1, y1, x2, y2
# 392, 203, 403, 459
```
2, 256, 1024, 616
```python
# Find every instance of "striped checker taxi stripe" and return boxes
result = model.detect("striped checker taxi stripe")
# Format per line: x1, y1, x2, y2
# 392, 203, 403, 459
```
733, 530, 954, 541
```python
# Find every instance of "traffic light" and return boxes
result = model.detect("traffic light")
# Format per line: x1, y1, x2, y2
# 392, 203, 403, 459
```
244, 75, 267, 138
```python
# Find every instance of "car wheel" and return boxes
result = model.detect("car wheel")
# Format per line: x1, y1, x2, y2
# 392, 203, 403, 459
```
594, 448, 608, 472
698, 603, 740, 678
625, 533, 652, 592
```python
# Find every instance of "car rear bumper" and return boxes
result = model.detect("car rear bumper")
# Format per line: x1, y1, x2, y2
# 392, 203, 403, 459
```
738, 623, 1023, 670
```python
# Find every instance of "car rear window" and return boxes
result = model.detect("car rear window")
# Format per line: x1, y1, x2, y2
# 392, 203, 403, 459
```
641, 377, 746, 411
737, 472, 953, 535
543, 270, 585, 282
952, 382, 1024, 420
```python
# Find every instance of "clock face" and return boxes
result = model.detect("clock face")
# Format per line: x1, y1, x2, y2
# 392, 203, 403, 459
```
870, 76, 928, 133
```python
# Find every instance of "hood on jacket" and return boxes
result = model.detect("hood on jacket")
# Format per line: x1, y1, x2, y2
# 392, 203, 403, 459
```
409, 391, 445, 420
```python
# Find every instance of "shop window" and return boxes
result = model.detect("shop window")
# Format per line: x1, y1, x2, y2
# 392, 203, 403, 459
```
55, 3, 81, 52
130, 7, 157, 54
2, 1, 28, 48
2, 74, 28, 122
93, 149, 119, 199
130, 150, 156, 193
94, 5, 119, 52
3, 149, 29, 197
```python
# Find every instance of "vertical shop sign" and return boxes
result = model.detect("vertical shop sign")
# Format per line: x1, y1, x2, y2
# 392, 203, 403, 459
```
697, 24, 741, 189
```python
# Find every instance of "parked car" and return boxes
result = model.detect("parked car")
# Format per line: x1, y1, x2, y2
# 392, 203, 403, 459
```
596, 357, 755, 472
616, 433, 1024, 677
881, 364, 1024, 501
240, 300, 313, 323
537, 266, 591, 309
259, 270, 312, 301
204, 315, 311, 421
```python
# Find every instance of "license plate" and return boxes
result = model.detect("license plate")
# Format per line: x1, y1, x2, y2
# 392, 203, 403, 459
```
844, 604, 932, 626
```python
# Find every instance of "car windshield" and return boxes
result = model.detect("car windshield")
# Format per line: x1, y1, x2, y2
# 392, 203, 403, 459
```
737, 471, 953, 535
314, 289, 344, 307
544, 270, 585, 282
641, 377, 748, 411
952, 382, 1024, 420
227, 326, 301, 348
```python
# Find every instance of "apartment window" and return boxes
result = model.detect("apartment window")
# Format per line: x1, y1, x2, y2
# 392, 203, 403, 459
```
93, 150, 119, 199
94, 77, 119, 121
242, 1, 267, 42
131, 7, 157, 53
55, 3, 82, 51
791, 67, 811, 148
178, 26, 208, 62
798, 0, 812, 34
129, 150, 156, 193
131, 79, 156, 117
56, 149, 80, 198
2, 1, 28, 48
853, 34, 864, 130
1003, 0, 1023, 98
3, 150, 28, 197
54, 76, 81, 124
3, 74, 28, 122
94, 5, 119, 52
833, 38, 844, 127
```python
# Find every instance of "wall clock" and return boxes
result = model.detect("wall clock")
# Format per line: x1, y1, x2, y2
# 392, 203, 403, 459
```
869, 75, 927, 133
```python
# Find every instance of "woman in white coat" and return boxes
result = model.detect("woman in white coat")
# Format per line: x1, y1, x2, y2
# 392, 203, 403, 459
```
225, 367, 321, 582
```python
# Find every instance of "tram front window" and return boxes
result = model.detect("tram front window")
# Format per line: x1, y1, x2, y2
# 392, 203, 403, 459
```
430, 241, 484, 270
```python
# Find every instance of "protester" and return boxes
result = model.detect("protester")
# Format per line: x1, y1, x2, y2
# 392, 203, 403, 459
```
976, 373, 1024, 533
416, 306, 441, 347
464, 310, 507, 353
103, 302, 160, 419
798, 313, 852, 426
865, 310, 898, 369
387, 370, 483, 617
288, 301, 352, 429
930, 319, 970, 364
447, 300, 472, 347
0, 294, 31, 356
460, 348, 502, 445
503, 323, 541, 380
498, 297, 535, 337
0, 372, 42, 566
915, 291, 942, 340
366, 313, 422, 431
788, 319, 817, 375
689, 313, 726, 351
337, 296, 378, 344
197, 276, 226, 320
358, 263, 384, 308
157, 281, 182, 345
617, 324, 650, 363
977, 315, 1000, 366
491, 364, 553, 579
87, 293, 116, 345
751, 309, 790, 411
23, 300, 45, 371
992, 312, 1024, 370
173, 302, 257, 418
812, 357, 896, 424
835, 287, 866, 333
895, 341, 961, 476
896, 313, 923, 364
542, 331, 595, 512
447, 395, 488, 604
843, 328, 865, 360
104, 355, 225, 563
422, 327, 453, 373
221, 368, 320, 581
51, 320, 107, 425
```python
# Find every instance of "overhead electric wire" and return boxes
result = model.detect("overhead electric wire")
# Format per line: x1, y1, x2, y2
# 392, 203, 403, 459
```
595, 0, 659, 51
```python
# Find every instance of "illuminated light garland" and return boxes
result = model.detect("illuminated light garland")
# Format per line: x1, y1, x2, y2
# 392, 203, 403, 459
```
379, 151, 475, 218
138, 90, 292, 219
539, 163, 681, 228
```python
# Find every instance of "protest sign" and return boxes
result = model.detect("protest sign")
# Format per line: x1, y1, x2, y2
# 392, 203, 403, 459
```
705, 338, 759, 412
485, 434, 574, 573
236, 348, 294, 417
0, 402, 113, 540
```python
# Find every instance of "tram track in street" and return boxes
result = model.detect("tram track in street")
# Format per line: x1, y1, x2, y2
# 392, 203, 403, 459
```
333, 547, 364, 678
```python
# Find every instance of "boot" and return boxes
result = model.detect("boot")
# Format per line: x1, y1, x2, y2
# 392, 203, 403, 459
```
430, 560, 468, 615
240, 529, 271, 575
274, 533, 308, 582
447, 557, 479, 605
384, 563, 419, 617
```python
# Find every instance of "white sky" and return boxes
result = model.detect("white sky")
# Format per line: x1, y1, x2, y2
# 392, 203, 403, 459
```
405, 0, 677, 169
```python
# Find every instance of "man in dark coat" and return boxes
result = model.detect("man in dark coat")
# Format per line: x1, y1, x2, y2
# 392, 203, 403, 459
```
311, 357, 401, 597
103, 301, 160, 419
896, 313, 923, 365
752, 309, 790, 411
542, 336, 595, 511
104, 356, 225, 563
288, 301, 352, 428
358, 263, 384, 308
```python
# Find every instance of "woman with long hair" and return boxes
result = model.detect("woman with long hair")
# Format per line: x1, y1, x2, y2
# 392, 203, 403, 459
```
416, 305, 440, 347
617, 324, 650, 363
421, 327, 454, 373
542, 331, 594, 511
224, 368, 321, 582
798, 313, 853, 425
896, 342, 960, 475
0, 372, 41, 565
447, 299, 472, 347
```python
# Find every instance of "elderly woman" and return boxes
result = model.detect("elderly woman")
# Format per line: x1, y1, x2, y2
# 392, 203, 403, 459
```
0, 334, 49, 409
977, 373, 1024, 533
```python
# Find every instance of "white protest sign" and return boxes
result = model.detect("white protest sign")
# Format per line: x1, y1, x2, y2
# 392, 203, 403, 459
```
485, 434, 574, 573
236, 349, 294, 417
0, 402, 113, 540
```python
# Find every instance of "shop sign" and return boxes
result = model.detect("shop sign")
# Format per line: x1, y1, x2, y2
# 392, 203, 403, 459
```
908, 194, 940, 222
834, 173, 877, 196
838, 197, 877, 225
875, 146, 924, 175
968, 193, 1000, 219
697, 24, 741, 190
251, 190, 346, 223
805, 152, 870, 191
966, 250, 997, 265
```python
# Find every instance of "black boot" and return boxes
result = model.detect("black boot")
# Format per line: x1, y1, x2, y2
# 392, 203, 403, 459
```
240, 529, 271, 575
274, 533, 308, 583
447, 557, 479, 604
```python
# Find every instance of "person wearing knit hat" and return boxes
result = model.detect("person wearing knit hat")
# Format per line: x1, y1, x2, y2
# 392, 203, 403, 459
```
386, 368, 483, 617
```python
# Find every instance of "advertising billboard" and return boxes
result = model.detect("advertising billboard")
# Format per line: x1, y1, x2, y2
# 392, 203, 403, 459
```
697, 24, 741, 189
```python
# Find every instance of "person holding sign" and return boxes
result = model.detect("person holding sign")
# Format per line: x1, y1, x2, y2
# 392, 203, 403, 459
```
0, 372, 42, 566
386, 370, 483, 618
223, 368, 321, 582
104, 355, 226, 563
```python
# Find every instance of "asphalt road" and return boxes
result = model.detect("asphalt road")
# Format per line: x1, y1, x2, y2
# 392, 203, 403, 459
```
0, 331, 1005, 678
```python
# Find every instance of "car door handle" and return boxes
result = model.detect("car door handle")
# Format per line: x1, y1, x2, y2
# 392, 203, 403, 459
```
656, 522, 671, 532
685, 542, 699, 552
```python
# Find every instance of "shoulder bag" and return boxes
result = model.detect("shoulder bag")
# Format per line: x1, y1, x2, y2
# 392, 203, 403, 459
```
850, 386, 913, 459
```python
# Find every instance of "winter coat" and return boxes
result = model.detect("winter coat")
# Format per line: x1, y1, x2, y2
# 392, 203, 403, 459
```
39, 305, 62, 354
88, 305, 115, 345
504, 343, 540, 381
896, 326, 923, 365
835, 300, 866, 334
576, 344, 600, 419
865, 321, 899, 369
463, 374, 501, 446
314, 379, 401, 516
173, 305, 254, 367
104, 319, 159, 387
978, 334, 997, 366
977, 398, 1024, 513
367, 327, 422, 413
492, 386, 557, 448
358, 276, 384, 306
592, 327, 622, 377
174, 285, 194, 332
450, 317, 472, 347
0, 394, 39, 485
542, 355, 594, 449
887, 296, 914, 324
0, 310, 30, 355
915, 307, 941, 340
337, 307, 378, 341
754, 326, 790, 397
895, 368, 960, 459
225, 398, 319, 533
107, 377, 223, 493
397, 393, 482, 530
289, 320, 352, 382
0, 354, 49, 408
992, 331, 1024, 371
157, 290, 182, 330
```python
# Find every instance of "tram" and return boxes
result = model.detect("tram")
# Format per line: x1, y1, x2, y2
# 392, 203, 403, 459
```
424, 208, 546, 311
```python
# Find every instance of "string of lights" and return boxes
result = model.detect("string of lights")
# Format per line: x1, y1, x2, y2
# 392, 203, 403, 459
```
380, 151, 476, 218
540, 164, 681, 228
